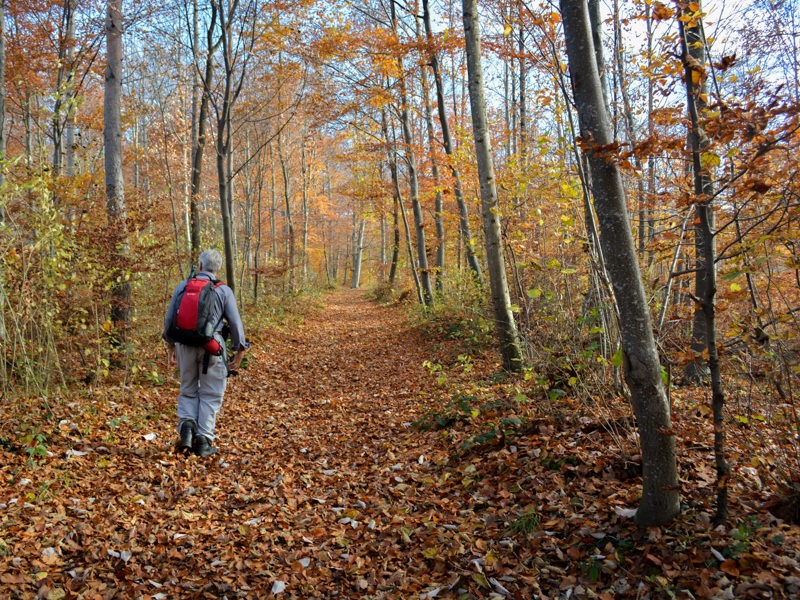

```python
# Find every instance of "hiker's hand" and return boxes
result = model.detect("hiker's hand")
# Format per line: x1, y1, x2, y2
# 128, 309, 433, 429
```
229, 348, 246, 372
167, 345, 176, 366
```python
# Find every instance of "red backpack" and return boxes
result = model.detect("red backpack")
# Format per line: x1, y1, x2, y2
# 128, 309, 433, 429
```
168, 277, 225, 355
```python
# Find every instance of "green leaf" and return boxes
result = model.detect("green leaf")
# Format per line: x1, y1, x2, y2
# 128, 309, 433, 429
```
526, 288, 542, 299
611, 348, 624, 367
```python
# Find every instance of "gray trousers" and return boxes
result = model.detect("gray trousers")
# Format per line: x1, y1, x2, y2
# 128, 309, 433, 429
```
175, 344, 228, 440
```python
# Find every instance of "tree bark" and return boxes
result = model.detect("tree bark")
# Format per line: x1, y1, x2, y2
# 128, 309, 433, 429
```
391, 0, 434, 306
279, 133, 296, 293
416, 7, 445, 293
679, 2, 729, 524
560, 0, 680, 526
422, 0, 482, 283
105, 0, 131, 343
462, 0, 523, 372
189, 0, 219, 267
351, 216, 366, 289
0, 0, 5, 201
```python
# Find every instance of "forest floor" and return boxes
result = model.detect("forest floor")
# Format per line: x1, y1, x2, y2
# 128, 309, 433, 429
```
1, 288, 800, 599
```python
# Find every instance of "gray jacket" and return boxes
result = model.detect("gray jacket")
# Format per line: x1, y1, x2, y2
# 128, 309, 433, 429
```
163, 271, 249, 352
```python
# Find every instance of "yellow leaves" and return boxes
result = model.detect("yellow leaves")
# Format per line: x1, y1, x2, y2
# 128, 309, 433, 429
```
730, 283, 742, 293
5, 247, 20, 263
102, 320, 113, 333
700, 151, 720, 169
503, 24, 513, 37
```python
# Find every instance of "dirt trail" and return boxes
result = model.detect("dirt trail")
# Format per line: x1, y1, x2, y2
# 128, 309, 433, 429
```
1, 289, 458, 599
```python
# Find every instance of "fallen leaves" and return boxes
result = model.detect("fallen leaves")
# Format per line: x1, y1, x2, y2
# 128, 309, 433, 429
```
0, 290, 799, 598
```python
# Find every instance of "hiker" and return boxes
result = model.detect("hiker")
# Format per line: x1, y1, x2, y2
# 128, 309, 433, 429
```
163, 249, 249, 456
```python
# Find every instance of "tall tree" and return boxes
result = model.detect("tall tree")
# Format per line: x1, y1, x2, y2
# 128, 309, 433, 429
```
188, 0, 218, 267
679, 0, 729, 524
560, 0, 679, 526
213, 0, 257, 292
391, 0, 434, 306
422, 0, 482, 283
0, 0, 5, 201
105, 0, 131, 342
462, 0, 523, 372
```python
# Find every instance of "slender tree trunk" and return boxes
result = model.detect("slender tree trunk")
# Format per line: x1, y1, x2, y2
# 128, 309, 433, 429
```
253, 150, 265, 300
301, 136, 310, 284
269, 143, 278, 261
52, 0, 76, 180
215, 0, 237, 290
391, 1, 433, 306
416, 8, 445, 293
351, 216, 366, 289
423, 0, 482, 283
190, 1, 219, 267
462, 0, 523, 372
105, 0, 131, 342
389, 194, 400, 287
382, 109, 421, 300
560, 0, 679, 526
279, 134, 296, 293
683, 12, 713, 385
64, 0, 77, 178
679, 3, 729, 524
0, 0, 6, 343
516, 0, 527, 161
613, 0, 648, 260
0, 0, 5, 201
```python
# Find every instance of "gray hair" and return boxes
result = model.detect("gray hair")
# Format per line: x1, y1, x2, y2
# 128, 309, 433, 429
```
199, 249, 223, 274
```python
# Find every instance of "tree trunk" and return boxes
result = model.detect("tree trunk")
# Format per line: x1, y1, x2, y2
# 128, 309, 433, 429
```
462, 0, 523, 372
105, 0, 131, 343
560, 0, 679, 526
0, 0, 5, 203
190, 0, 219, 268
382, 108, 422, 301
679, 2, 729, 524
301, 136, 310, 284
416, 8, 445, 293
215, 0, 237, 290
279, 134, 296, 293
422, 0, 482, 283
269, 143, 278, 261
351, 216, 366, 289
52, 0, 76, 180
389, 194, 400, 287
0, 0, 6, 342
391, 1, 433, 306
683, 8, 713, 385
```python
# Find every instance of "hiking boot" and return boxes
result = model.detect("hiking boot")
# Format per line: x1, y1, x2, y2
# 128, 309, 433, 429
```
177, 420, 196, 454
193, 435, 217, 457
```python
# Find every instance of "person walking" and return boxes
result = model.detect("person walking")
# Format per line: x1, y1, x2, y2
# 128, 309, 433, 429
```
163, 249, 249, 456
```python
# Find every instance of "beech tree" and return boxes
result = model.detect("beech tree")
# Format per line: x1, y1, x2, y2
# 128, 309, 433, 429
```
559, 0, 680, 525
105, 0, 131, 342
421, 0, 482, 284
462, 0, 523, 372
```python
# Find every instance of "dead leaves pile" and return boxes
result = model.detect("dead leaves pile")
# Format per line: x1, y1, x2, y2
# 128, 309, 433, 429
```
1, 289, 799, 599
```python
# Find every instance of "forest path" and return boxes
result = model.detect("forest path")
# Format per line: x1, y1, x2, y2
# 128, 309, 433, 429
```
2, 289, 482, 599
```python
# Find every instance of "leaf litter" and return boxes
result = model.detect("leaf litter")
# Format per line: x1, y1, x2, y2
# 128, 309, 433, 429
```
0, 289, 798, 598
